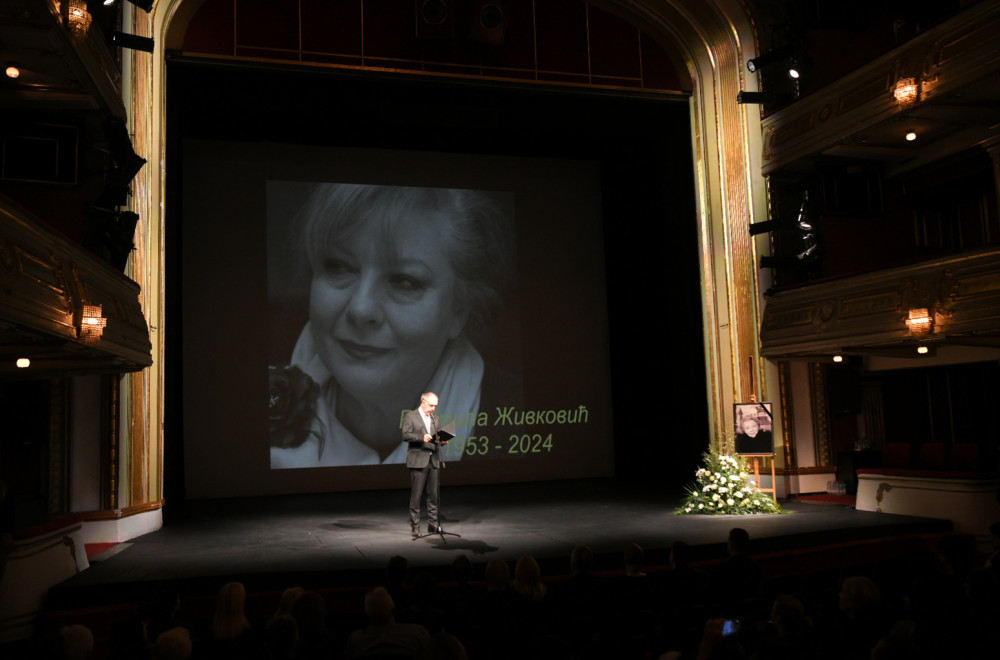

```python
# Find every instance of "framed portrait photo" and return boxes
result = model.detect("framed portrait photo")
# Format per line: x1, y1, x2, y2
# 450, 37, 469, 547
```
734, 402, 774, 455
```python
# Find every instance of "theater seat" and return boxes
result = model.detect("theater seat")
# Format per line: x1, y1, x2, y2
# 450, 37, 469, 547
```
883, 442, 911, 469
949, 443, 979, 471
918, 443, 946, 470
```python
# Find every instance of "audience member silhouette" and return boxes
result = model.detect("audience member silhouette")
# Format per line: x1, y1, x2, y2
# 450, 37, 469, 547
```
200, 581, 264, 659
438, 554, 482, 640
717, 527, 762, 615
385, 554, 413, 613
272, 586, 304, 620
290, 590, 336, 660
464, 559, 516, 660
50, 623, 95, 660
344, 586, 430, 658
262, 615, 298, 660
145, 584, 185, 647
820, 575, 889, 660
153, 626, 193, 660
400, 571, 445, 635
511, 554, 547, 602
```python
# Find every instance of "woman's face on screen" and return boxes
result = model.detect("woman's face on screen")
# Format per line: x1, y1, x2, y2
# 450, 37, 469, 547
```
308, 208, 468, 402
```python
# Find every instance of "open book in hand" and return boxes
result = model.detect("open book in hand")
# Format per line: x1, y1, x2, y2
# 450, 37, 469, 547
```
436, 421, 456, 444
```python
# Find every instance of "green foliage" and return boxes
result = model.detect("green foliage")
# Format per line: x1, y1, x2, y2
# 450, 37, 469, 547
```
675, 448, 785, 515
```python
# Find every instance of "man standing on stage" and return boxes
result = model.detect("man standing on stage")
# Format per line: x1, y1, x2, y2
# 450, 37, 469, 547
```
402, 392, 445, 537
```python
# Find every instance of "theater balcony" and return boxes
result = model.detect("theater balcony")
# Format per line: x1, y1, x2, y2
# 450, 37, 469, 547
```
0, 199, 152, 379
0, 0, 150, 377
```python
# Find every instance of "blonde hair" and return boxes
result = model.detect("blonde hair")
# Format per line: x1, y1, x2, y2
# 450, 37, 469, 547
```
212, 581, 251, 640
299, 183, 514, 339
511, 555, 546, 601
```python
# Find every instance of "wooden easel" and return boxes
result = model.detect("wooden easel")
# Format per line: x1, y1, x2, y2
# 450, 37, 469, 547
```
745, 453, 777, 502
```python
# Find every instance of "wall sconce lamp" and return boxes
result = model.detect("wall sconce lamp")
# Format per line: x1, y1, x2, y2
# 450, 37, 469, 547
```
111, 31, 155, 52
905, 308, 933, 339
894, 78, 919, 104
67, 0, 92, 34
81, 304, 107, 343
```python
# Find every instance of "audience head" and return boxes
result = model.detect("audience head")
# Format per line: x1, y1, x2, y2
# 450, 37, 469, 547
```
152, 626, 192, 660
512, 554, 546, 600
57, 624, 94, 660
670, 540, 693, 570
412, 571, 438, 607
624, 542, 645, 575
838, 575, 880, 615
728, 527, 751, 555
484, 558, 510, 590
770, 593, 810, 637
274, 586, 304, 618
365, 586, 396, 625
264, 615, 299, 660
451, 554, 473, 585
212, 581, 250, 640
570, 543, 594, 576
290, 590, 327, 636
386, 554, 410, 586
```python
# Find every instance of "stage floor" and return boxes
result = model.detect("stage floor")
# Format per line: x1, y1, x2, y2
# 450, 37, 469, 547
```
49, 478, 951, 606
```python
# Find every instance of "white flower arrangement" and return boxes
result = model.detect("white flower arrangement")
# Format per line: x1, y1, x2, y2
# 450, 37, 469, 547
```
677, 446, 785, 515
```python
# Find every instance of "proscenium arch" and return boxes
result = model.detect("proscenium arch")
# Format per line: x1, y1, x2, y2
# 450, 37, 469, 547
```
122, 0, 771, 506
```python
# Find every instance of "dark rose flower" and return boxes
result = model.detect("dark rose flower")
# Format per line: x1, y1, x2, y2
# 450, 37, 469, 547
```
269, 365, 322, 457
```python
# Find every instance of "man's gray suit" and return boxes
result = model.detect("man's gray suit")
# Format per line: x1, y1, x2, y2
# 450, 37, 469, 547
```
402, 408, 442, 530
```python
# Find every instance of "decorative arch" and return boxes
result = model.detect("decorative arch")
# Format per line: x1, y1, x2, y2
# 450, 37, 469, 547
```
121, 0, 769, 505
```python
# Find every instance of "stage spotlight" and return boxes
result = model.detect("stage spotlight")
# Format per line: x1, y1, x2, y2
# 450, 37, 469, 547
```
756, 191, 822, 270
111, 31, 154, 52
787, 60, 803, 80
746, 45, 794, 73
736, 91, 791, 105
748, 219, 795, 236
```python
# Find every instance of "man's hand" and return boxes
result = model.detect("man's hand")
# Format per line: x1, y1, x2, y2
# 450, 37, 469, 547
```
424, 434, 433, 443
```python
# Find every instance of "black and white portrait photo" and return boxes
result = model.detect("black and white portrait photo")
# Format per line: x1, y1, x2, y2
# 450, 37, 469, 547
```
266, 182, 519, 468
